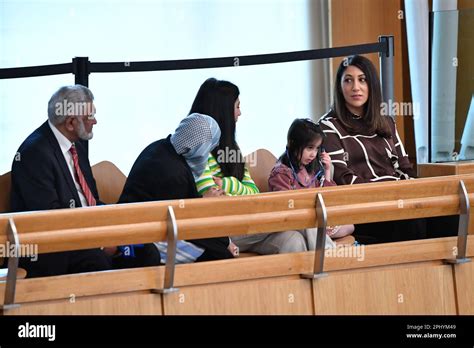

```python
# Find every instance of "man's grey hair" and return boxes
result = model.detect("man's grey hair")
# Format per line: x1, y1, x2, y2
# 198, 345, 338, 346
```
47, 85, 94, 125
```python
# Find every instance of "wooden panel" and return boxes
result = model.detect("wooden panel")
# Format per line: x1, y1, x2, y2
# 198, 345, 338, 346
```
330, 0, 415, 160
0, 266, 164, 305
2, 236, 472, 307
312, 262, 457, 314
418, 163, 457, 177
91, 161, 127, 205
457, 163, 474, 175
2, 174, 474, 252
418, 162, 474, 177
455, 5, 474, 152
163, 277, 313, 315
245, 149, 277, 193
453, 261, 474, 314
0, 172, 11, 213
1, 237, 471, 315
0, 267, 27, 280
3, 174, 474, 227
458, 0, 474, 9
6, 291, 162, 315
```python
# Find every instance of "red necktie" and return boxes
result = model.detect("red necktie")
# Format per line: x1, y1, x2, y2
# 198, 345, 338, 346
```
69, 144, 96, 206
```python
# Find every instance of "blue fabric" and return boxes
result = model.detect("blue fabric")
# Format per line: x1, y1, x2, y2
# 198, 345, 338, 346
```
118, 244, 144, 258
154, 240, 205, 264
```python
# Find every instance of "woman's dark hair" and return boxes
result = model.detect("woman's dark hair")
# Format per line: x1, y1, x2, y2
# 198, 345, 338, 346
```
332, 55, 391, 137
278, 118, 325, 175
189, 77, 244, 180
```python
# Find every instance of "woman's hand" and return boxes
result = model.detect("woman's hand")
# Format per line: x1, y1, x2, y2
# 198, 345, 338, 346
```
213, 176, 223, 188
102, 246, 118, 256
320, 151, 332, 177
227, 241, 239, 257
202, 186, 225, 197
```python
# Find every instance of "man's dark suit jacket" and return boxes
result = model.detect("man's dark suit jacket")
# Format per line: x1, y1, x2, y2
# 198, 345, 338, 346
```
6, 121, 115, 278
10, 121, 101, 213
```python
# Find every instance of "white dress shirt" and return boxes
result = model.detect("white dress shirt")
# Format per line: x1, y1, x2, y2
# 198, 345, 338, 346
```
48, 120, 89, 207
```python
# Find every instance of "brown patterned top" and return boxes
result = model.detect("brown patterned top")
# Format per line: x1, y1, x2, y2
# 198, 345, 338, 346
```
319, 110, 416, 185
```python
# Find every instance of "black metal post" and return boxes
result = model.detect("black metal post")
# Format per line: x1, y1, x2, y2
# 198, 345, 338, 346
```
72, 57, 90, 154
73, 57, 90, 87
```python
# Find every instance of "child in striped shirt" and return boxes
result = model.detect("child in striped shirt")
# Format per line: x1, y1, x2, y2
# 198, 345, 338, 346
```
196, 152, 259, 196
190, 78, 259, 256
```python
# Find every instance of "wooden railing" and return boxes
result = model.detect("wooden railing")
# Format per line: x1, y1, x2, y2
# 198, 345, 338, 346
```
0, 174, 472, 314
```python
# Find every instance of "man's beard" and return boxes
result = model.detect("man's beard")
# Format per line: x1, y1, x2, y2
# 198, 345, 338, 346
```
77, 118, 93, 140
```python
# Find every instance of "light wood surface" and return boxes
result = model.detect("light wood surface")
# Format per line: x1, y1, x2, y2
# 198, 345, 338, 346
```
334, 235, 355, 245
245, 148, 277, 193
0, 164, 472, 315
0, 172, 11, 213
313, 262, 457, 314
1, 174, 472, 252
91, 161, 127, 205
0, 268, 27, 280
163, 277, 313, 315
330, 0, 415, 159
1, 236, 471, 306
6, 291, 162, 315
452, 261, 474, 314
2, 236, 471, 314
418, 162, 474, 178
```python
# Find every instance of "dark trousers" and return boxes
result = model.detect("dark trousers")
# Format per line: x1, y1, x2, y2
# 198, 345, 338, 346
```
18, 243, 161, 278
19, 248, 112, 278
354, 215, 458, 245
426, 215, 459, 239
111, 243, 161, 269
193, 237, 234, 262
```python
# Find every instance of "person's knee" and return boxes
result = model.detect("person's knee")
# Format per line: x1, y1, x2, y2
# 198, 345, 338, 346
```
278, 233, 307, 253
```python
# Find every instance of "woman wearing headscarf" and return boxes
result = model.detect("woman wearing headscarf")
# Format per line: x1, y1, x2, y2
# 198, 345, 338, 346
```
118, 113, 235, 262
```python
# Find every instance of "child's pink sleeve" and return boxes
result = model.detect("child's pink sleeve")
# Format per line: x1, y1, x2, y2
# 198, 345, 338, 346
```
322, 178, 337, 187
268, 164, 293, 191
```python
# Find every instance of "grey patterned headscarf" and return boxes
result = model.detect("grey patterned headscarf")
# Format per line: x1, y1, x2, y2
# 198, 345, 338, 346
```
170, 113, 221, 179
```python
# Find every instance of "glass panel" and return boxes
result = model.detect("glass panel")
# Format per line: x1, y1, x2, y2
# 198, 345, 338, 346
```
430, 8, 474, 162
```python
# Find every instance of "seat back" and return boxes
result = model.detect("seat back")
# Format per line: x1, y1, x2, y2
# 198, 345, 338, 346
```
245, 149, 277, 193
0, 172, 11, 213
91, 161, 127, 204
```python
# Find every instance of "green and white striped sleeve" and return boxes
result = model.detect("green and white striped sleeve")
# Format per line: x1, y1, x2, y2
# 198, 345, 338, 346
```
195, 155, 220, 195
221, 166, 260, 195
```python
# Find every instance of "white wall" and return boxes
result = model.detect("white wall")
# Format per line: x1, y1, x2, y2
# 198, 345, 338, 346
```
0, 0, 314, 175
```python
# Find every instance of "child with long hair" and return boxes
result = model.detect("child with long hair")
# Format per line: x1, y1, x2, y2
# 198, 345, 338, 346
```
269, 118, 354, 243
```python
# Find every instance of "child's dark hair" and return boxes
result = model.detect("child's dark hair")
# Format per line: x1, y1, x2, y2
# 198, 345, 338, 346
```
278, 118, 325, 174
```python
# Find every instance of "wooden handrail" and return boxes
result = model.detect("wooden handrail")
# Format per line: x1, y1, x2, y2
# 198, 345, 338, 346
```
0, 174, 472, 254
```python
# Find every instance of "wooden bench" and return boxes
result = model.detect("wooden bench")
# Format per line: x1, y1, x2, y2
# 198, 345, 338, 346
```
418, 161, 474, 178
246, 148, 277, 193
0, 171, 11, 213
91, 160, 127, 204
0, 174, 472, 314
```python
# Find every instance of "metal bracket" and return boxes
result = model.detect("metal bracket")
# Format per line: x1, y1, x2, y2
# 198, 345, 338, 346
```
445, 180, 471, 265
302, 193, 328, 279
1, 218, 21, 312
154, 206, 179, 294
